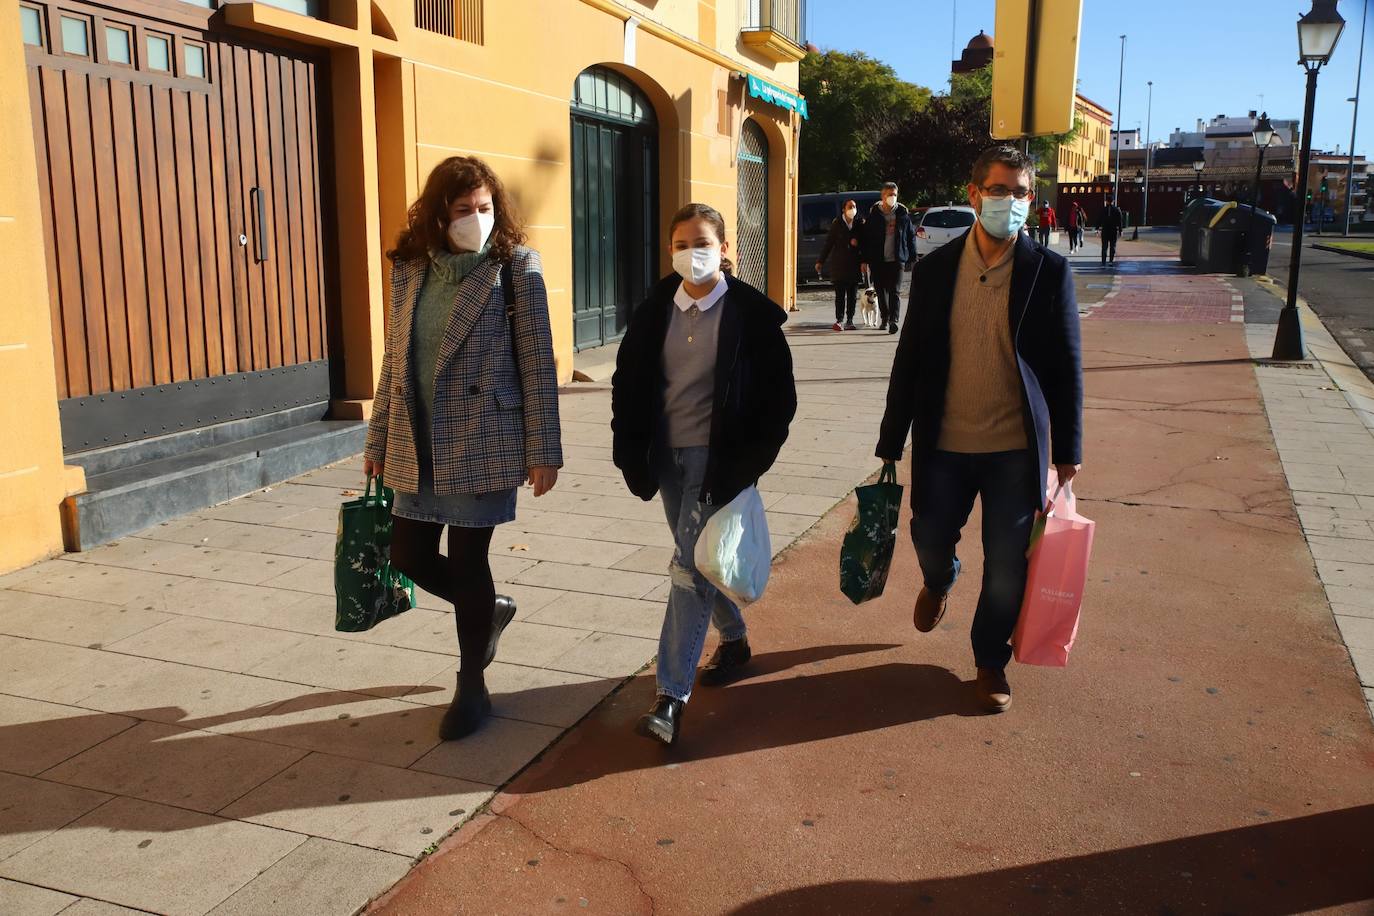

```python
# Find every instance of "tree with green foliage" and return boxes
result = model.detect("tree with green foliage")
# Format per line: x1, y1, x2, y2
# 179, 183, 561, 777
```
877, 65, 1081, 205
798, 50, 931, 194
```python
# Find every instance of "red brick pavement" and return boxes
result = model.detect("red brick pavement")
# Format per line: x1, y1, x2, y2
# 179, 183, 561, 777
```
1079, 251, 1243, 325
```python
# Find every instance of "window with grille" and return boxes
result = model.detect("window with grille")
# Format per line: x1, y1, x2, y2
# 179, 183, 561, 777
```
416, 0, 484, 43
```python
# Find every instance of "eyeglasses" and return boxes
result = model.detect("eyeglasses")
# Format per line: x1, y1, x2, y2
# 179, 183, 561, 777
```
980, 185, 1034, 201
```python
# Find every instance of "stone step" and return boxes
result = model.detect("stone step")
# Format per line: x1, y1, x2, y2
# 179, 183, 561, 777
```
63, 420, 365, 550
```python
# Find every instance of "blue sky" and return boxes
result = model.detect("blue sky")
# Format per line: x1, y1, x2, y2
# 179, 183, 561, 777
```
807, 0, 1371, 158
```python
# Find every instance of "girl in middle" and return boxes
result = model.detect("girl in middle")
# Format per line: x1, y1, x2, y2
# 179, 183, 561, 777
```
610, 203, 798, 746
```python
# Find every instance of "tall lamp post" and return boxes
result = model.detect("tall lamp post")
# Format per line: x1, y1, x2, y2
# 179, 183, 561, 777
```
1239, 113, 1275, 278
1194, 159, 1206, 202
1274, 0, 1346, 361
1344, 0, 1367, 236
1142, 80, 1153, 235
1113, 35, 1126, 204
1132, 169, 1144, 239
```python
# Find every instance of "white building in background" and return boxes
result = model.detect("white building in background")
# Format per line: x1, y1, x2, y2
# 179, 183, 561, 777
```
1111, 128, 1141, 150
1168, 112, 1299, 150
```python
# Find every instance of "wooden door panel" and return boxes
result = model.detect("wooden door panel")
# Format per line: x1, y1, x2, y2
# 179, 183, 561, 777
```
26, 2, 331, 410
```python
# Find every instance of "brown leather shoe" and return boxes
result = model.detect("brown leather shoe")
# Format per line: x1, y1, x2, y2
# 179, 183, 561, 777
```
974, 667, 1012, 713
913, 587, 949, 632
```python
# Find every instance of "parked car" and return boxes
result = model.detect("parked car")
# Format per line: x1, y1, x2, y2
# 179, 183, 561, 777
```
797, 191, 882, 284
915, 205, 976, 259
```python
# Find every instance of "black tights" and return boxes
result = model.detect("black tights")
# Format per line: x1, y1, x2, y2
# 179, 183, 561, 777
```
389, 516, 495, 684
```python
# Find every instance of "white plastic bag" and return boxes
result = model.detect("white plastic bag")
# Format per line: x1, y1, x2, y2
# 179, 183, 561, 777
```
694, 486, 772, 605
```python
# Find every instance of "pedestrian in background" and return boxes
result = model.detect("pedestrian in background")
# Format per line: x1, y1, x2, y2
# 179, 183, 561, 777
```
877, 145, 1083, 713
611, 203, 797, 746
860, 182, 917, 335
364, 156, 563, 741
1099, 196, 1124, 266
1037, 200, 1057, 246
1065, 201, 1080, 252
817, 199, 865, 331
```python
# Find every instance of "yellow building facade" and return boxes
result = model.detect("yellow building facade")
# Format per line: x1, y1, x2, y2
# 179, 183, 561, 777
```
1056, 93, 1113, 184
1, 0, 805, 572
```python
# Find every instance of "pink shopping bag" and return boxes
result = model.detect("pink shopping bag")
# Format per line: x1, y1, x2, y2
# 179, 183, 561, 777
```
1013, 475, 1095, 667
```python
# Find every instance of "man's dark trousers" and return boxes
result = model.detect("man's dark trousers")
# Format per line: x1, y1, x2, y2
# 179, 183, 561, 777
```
1101, 232, 1118, 264
874, 261, 902, 326
913, 449, 1040, 670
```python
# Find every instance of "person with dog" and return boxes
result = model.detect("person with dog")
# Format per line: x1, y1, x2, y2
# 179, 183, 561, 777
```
859, 182, 917, 335
611, 202, 797, 746
1099, 196, 1125, 266
876, 145, 1083, 714
817, 199, 865, 331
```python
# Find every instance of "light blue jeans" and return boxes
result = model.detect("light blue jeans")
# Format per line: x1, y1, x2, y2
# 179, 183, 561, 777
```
655, 446, 748, 701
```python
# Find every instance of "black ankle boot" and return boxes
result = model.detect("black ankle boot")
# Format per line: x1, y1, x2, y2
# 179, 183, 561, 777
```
699, 637, 752, 686
635, 696, 684, 746
440, 673, 491, 740
483, 595, 518, 669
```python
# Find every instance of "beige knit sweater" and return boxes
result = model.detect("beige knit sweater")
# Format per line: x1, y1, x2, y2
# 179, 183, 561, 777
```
937, 238, 1028, 453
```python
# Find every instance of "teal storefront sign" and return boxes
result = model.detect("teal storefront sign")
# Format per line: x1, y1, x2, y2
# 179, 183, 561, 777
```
746, 74, 809, 120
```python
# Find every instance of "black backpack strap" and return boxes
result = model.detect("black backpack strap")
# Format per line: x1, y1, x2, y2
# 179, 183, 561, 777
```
500, 260, 519, 374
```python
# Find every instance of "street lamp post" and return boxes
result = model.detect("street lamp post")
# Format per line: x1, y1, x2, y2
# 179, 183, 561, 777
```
1274, 0, 1346, 361
1142, 80, 1153, 233
1345, 0, 1367, 236
1239, 113, 1275, 278
1113, 35, 1126, 204
1132, 168, 1144, 240
1194, 159, 1206, 202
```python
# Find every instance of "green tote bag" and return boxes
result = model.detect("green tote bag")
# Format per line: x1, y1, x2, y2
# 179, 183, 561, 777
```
334, 475, 416, 632
839, 464, 904, 605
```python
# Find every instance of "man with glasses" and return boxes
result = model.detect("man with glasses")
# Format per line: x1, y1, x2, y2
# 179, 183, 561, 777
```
859, 182, 917, 335
876, 146, 1083, 713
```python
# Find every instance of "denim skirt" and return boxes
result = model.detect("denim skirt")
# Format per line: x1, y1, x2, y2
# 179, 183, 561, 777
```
392, 481, 518, 528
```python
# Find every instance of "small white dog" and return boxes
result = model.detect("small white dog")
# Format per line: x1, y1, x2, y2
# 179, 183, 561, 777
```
860, 280, 882, 328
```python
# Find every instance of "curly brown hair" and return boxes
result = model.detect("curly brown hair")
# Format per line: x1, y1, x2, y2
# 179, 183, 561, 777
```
387, 156, 526, 263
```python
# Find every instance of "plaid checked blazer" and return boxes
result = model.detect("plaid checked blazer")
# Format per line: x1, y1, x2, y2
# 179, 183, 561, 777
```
364, 246, 563, 495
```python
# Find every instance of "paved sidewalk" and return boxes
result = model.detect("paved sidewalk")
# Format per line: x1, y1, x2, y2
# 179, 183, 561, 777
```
0, 299, 896, 915
368, 240, 1374, 915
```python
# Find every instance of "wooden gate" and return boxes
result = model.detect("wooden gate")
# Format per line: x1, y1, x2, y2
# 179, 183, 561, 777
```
21, 0, 332, 451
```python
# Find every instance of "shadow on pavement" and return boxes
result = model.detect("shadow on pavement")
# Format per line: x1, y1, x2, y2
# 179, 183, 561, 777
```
513, 647, 983, 794
729, 804, 1374, 915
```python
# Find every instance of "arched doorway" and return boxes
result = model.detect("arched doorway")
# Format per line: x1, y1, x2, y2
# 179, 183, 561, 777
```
569, 66, 658, 350
735, 119, 770, 294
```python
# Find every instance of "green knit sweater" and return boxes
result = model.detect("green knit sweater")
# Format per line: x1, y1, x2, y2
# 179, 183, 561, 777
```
412, 245, 490, 452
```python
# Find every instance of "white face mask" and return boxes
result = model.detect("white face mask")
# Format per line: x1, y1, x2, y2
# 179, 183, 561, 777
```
844, 207, 856, 219
672, 247, 722, 285
447, 210, 495, 252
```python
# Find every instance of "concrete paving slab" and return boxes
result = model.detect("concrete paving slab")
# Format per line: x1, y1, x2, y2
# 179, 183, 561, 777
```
245, 637, 454, 699
0, 695, 137, 776
545, 631, 656, 679
42, 720, 307, 814
60, 899, 150, 915
219, 752, 491, 857
0, 771, 111, 861
524, 592, 666, 640
5, 562, 184, 608
410, 716, 564, 786
105, 615, 312, 674
611, 546, 673, 575
0, 591, 169, 649
207, 837, 411, 916
489, 530, 640, 569
1336, 615, 1374, 650
0, 879, 75, 916
0, 636, 164, 707
74, 661, 305, 730
208, 691, 445, 769
0, 796, 305, 916
511, 562, 664, 600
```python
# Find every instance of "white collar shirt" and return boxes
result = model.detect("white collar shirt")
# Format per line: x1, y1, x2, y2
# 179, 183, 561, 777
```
673, 276, 728, 313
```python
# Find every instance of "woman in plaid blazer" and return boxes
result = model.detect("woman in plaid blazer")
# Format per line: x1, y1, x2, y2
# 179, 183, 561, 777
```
363, 157, 563, 741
